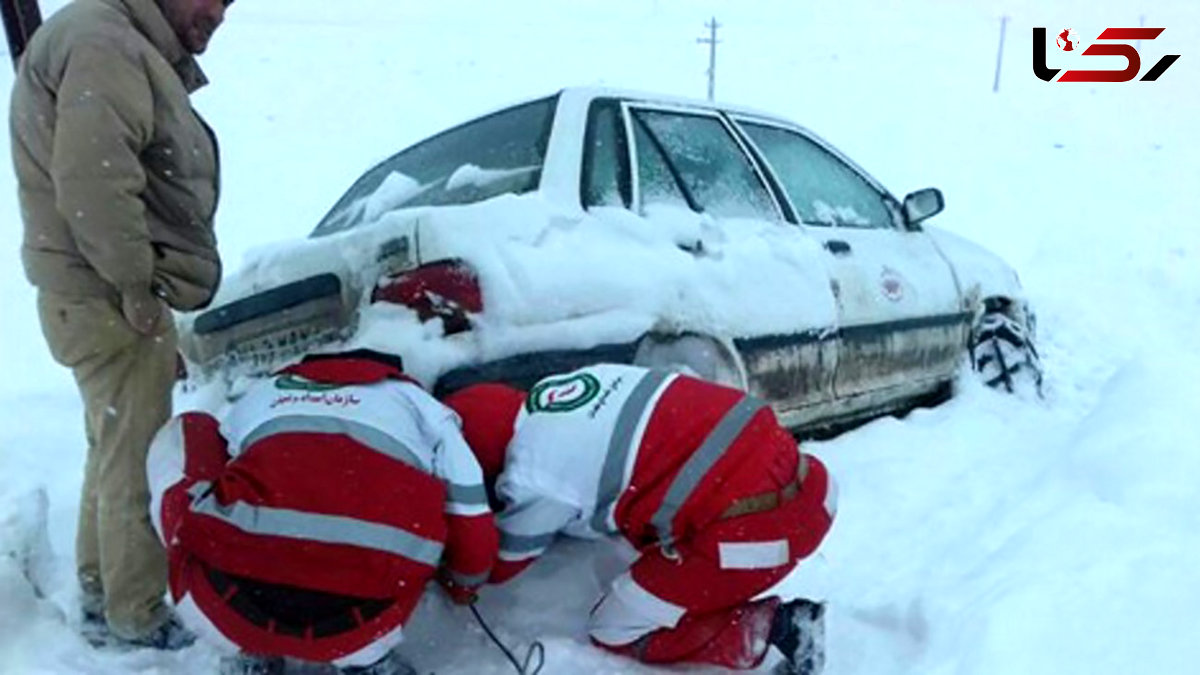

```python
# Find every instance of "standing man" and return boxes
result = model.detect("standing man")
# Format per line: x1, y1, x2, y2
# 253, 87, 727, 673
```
9, 0, 232, 649
445, 364, 838, 674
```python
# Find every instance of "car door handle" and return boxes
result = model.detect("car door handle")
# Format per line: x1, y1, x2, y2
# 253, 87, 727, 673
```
824, 239, 852, 255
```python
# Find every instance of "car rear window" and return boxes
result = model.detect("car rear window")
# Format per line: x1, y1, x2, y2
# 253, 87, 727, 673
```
312, 96, 558, 237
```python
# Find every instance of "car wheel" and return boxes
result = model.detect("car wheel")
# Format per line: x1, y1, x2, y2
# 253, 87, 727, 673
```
633, 333, 746, 390
969, 310, 1043, 395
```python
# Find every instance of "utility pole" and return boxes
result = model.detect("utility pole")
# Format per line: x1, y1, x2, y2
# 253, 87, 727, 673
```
992, 15, 1009, 93
697, 16, 720, 101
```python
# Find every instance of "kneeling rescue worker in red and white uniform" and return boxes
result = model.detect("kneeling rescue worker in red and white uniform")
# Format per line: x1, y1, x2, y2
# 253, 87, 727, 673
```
147, 350, 498, 675
445, 363, 837, 674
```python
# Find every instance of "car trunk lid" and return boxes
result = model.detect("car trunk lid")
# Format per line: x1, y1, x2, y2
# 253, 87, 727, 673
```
180, 215, 420, 378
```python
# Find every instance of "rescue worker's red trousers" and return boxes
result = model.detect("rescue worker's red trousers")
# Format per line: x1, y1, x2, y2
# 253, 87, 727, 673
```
588, 456, 835, 669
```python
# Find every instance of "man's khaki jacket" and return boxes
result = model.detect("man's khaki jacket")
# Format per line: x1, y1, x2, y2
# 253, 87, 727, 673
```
11, 0, 221, 311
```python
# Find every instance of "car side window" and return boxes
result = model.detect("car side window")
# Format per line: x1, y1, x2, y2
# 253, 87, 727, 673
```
632, 117, 691, 211
312, 96, 558, 236
582, 100, 631, 208
631, 109, 778, 221
739, 122, 893, 229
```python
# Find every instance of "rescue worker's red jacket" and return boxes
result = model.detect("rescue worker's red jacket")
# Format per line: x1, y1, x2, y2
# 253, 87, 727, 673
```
148, 355, 498, 662
445, 364, 836, 584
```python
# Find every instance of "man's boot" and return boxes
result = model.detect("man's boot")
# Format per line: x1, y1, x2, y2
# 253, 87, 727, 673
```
79, 605, 111, 647
768, 598, 826, 675
77, 581, 112, 647
111, 613, 196, 651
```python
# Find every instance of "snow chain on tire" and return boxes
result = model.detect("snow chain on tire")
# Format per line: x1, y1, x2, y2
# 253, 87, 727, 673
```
970, 312, 1043, 395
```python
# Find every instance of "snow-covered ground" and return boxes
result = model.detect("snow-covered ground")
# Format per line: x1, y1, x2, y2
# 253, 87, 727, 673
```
3, 1, 1199, 673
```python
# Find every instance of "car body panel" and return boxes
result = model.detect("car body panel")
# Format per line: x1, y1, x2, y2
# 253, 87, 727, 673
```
411, 198, 842, 393
924, 225, 1025, 306
817, 225, 966, 397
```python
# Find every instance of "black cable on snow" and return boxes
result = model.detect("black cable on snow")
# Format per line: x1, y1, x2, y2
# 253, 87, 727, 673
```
469, 603, 545, 675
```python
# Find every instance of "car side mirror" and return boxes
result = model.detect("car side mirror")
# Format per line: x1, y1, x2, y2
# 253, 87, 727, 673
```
903, 188, 944, 229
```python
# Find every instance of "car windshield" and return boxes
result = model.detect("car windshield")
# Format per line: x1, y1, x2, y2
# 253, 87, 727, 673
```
311, 96, 558, 237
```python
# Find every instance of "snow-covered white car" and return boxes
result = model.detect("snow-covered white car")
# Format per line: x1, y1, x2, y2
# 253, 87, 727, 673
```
180, 87, 1041, 433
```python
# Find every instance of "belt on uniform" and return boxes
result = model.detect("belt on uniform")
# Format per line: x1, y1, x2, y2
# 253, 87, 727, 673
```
204, 566, 392, 639
719, 453, 810, 520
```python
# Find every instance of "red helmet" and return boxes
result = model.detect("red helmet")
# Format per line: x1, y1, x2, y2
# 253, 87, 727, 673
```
443, 383, 526, 481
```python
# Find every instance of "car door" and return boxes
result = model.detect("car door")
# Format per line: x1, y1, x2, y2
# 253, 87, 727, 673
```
733, 118, 966, 400
579, 98, 840, 412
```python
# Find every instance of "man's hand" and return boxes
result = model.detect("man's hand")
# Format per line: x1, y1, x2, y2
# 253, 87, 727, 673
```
120, 286, 164, 335
437, 569, 480, 605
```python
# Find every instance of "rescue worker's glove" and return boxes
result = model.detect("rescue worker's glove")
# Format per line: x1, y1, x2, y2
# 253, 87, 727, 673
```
120, 285, 165, 335
436, 569, 480, 605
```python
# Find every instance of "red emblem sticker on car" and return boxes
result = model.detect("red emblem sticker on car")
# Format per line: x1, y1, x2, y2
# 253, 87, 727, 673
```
881, 268, 904, 302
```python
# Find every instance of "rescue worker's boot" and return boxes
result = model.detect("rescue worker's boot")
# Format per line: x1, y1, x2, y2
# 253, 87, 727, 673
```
768, 598, 825, 675
338, 650, 417, 675
218, 653, 286, 675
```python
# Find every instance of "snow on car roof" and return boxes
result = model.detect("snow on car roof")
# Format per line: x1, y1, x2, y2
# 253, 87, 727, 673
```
451, 85, 796, 132
557, 85, 793, 120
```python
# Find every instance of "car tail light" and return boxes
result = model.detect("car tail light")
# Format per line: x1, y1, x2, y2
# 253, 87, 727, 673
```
371, 259, 482, 335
